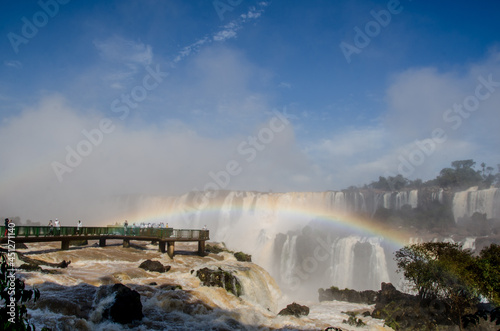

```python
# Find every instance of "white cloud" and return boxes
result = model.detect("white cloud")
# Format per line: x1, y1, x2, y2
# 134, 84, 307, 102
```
94, 36, 153, 66
303, 51, 500, 188
0, 94, 318, 224
92, 36, 154, 88
4, 60, 22, 69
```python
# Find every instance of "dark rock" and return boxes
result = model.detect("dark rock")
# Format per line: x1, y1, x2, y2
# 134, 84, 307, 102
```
148, 282, 157, 286
278, 302, 310, 317
17, 257, 70, 270
205, 243, 225, 254
196, 267, 242, 297
376, 282, 411, 305
318, 286, 377, 304
96, 283, 143, 324
319, 283, 457, 330
56, 260, 71, 268
138, 259, 171, 273
18, 263, 41, 271
159, 284, 182, 291
233, 251, 252, 262
15, 242, 28, 249
371, 283, 453, 330
342, 311, 366, 327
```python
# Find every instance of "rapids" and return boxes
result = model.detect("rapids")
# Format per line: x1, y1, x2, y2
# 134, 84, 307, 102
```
14, 241, 388, 330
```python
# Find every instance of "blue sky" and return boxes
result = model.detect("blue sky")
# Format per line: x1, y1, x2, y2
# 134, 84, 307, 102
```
1, 0, 500, 221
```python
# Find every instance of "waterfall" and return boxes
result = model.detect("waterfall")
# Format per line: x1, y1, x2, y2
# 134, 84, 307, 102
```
327, 236, 390, 290
431, 189, 444, 203
279, 235, 298, 289
330, 237, 358, 289
452, 187, 500, 222
105, 187, 498, 299
378, 190, 419, 210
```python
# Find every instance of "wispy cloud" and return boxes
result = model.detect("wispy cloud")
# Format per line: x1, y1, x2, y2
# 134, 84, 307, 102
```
4, 60, 22, 69
92, 36, 154, 88
278, 82, 292, 89
173, 2, 269, 63
93, 36, 153, 66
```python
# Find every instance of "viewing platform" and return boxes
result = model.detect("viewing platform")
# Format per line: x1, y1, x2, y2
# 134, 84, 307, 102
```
0, 226, 210, 258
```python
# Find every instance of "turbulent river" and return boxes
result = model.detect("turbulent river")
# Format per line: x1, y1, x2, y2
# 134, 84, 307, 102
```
10, 187, 499, 330
15, 241, 387, 330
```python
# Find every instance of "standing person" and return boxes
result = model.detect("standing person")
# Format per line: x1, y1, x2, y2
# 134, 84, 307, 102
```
124, 220, 128, 235
48, 220, 54, 236
76, 220, 82, 235
4, 218, 9, 237
54, 218, 60, 235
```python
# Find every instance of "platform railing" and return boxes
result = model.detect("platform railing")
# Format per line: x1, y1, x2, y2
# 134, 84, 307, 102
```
0, 226, 209, 240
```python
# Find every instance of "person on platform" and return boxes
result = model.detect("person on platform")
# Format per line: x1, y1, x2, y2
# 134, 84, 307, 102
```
124, 220, 128, 235
48, 220, 54, 236
4, 218, 9, 236
54, 219, 60, 235
76, 220, 82, 234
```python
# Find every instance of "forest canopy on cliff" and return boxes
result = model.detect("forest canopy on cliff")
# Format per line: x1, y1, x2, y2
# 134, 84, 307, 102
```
363, 159, 500, 191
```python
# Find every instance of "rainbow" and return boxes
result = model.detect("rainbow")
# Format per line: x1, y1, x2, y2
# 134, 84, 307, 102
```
116, 195, 413, 249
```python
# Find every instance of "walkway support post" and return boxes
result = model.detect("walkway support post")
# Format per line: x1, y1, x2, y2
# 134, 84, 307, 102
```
198, 240, 206, 256
167, 241, 175, 258
123, 239, 130, 248
99, 238, 106, 247
158, 241, 166, 253
61, 239, 70, 250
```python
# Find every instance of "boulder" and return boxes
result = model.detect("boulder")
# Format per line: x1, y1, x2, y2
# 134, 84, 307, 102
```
96, 283, 143, 324
138, 259, 171, 273
15, 242, 28, 249
18, 263, 41, 272
318, 286, 377, 304
159, 284, 182, 291
278, 302, 310, 317
196, 267, 242, 297
233, 251, 252, 262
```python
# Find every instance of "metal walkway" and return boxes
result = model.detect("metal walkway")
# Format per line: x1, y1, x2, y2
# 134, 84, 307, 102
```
0, 226, 210, 258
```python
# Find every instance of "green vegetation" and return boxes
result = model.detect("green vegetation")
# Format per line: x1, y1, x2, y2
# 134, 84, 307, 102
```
395, 243, 500, 330
366, 159, 500, 191
233, 252, 252, 262
342, 311, 366, 327
0, 254, 40, 331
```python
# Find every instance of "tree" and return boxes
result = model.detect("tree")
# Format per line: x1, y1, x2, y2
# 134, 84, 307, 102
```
474, 244, 500, 305
369, 175, 408, 191
395, 243, 480, 330
0, 253, 40, 330
437, 159, 483, 189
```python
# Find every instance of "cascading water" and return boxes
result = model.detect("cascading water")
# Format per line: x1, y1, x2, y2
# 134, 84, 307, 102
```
452, 187, 500, 222
104, 186, 498, 300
